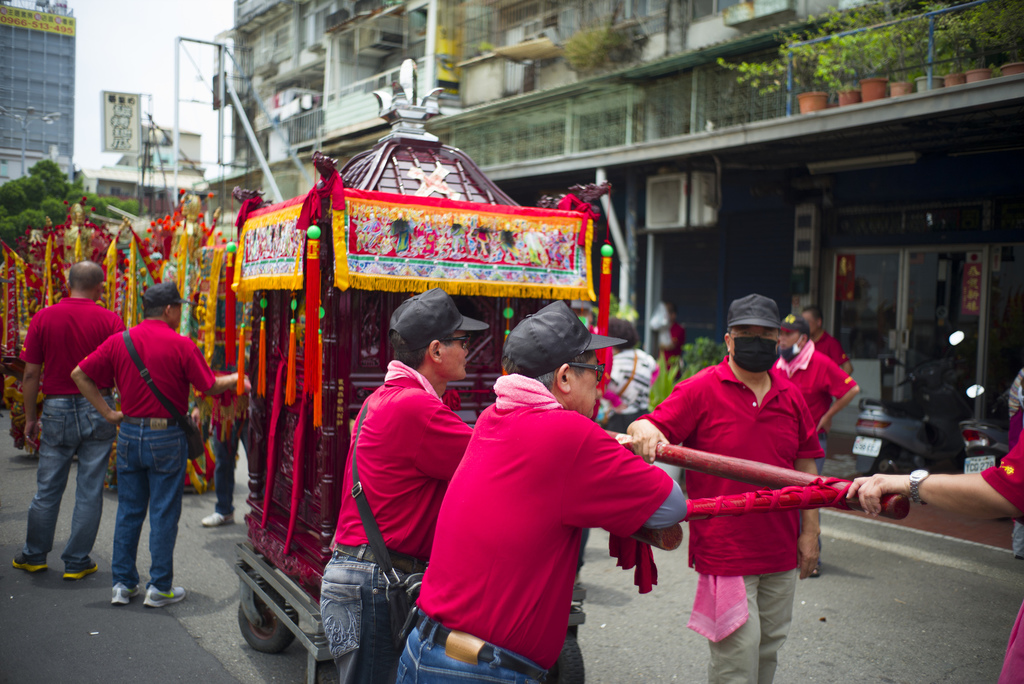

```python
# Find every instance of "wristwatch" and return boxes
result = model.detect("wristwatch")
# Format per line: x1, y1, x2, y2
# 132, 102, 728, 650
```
909, 469, 930, 505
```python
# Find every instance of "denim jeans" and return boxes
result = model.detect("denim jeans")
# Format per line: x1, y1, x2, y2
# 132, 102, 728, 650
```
208, 420, 246, 516
395, 622, 546, 684
320, 552, 399, 684
111, 421, 187, 592
21, 395, 117, 572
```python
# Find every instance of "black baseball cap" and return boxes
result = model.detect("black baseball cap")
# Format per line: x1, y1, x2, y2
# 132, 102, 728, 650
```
389, 288, 488, 350
502, 301, 625, 378
780, 313, 810, 336
727, 294, 780, 329
143, 282, 187, 309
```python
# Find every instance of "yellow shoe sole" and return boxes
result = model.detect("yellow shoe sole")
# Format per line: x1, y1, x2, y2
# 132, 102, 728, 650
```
12, 558, 47, 573
63, 564, 98, 580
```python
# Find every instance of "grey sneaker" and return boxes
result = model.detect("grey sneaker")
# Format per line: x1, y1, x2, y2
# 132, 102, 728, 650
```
112, 583, 139, 605
144, 586, 186, 608
201, 511, 234, 527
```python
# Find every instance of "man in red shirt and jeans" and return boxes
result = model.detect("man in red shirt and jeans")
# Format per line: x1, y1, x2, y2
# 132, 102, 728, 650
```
630, 294, 823, 684
321, 288, 488, 684
801, 305, 853, 375
398, 301, 685, 684
12, 261, 124, 580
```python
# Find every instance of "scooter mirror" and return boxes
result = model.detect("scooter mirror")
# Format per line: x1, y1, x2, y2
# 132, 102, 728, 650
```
948, 330, 965, 346
966, 384, 985, 398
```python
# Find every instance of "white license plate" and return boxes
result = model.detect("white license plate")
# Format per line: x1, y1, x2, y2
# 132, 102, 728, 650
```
964, 455, 996, 474
852, 436, 883, 457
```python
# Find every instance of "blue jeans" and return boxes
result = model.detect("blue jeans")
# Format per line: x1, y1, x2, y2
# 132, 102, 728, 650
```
21, 395, 117, 572
320, 552, 398, 684
209, 420, 246, 516
396, 622, 546, 684
111, 422, 187, 592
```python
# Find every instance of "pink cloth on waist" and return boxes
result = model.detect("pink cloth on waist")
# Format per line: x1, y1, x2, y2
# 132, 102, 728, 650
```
687, 573, 749, 642
999, 598, 1024, 683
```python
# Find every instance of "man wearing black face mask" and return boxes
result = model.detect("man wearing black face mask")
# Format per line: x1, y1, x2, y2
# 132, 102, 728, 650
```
628, 294, 823, 684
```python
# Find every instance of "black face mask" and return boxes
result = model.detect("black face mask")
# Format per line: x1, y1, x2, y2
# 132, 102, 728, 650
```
779, 343, 800, 362
732, 336, 778, 373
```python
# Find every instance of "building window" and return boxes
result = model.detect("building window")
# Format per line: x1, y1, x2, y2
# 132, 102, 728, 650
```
693, 0, 742, 20
0, 160, 7, 177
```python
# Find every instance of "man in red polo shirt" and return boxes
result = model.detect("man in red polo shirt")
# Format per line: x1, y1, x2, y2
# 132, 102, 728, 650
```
630, 294, 823, 684
848, 441, 1024, 683
802, 305, 852, 374
398, 301, 684, 684
72, 282, 242, 608
12, 261, 124, 580
321, 288, 488, 684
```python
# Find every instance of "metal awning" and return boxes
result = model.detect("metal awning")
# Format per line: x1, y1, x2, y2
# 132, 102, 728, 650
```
493, 36, 563, 62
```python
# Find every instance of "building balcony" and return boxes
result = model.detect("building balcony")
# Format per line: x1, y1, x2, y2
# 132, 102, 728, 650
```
323, 59, 425, 137
235, 0, 291, 30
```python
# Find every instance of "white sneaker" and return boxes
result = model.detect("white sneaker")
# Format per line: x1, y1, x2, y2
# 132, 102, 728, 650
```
144, 586, 186, 608
112, 582, 139, 605
202, 512, 234, 527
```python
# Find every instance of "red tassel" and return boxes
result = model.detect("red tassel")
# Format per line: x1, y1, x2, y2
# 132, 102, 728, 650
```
237, 323, 246, 396
257, 314, 267, 398
304, 228, 321, 397
285, 317, 297, 405
313, 326, 323, 427
225, 244, 236, 361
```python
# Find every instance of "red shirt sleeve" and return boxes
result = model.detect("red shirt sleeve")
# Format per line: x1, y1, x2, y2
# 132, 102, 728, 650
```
562, 421, 674, 536
412, 403, 473, 481
825, 360, 857, 400
644, 374, 701, 444
183, 342, 217, 393
77, 335, 116, 388
981, 441, 1024, 513
19, 312, 45, 365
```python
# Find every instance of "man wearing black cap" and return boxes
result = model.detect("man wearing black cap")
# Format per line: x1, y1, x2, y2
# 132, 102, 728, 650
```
629, 294, 823, 684
321, 287, 488, 684
72, 281, 244, 608
396, 301, 685, 684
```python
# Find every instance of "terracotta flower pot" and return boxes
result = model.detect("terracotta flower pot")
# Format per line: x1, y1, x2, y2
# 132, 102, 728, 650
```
797, 91, 828, 114
1001, 62, 1024, 76
859, 77, 888, 101
965, 68, 992, 82
944, 72, 967, 87
838, 89, 862, 106
890, 81, 913, 96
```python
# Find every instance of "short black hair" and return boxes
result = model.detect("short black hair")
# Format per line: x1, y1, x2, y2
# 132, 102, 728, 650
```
502, 351, 594, 388
608, 317, 638, 351
389, 329, 428, 369
68, 261, 104, 291
144, 304, 167, 319
802, 305, 823, 322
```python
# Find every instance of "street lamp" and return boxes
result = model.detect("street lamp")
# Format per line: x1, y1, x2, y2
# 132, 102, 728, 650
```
0, 105, 61, 178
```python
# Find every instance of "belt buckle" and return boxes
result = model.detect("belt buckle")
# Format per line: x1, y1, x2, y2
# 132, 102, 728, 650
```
150, 418, 168, 430
444, 630, 486, 666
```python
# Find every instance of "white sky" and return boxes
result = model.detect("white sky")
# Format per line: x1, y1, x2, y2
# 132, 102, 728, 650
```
73, 0, 235, 176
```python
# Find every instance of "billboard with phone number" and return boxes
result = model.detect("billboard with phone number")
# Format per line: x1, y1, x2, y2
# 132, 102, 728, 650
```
0, 7, 75, 36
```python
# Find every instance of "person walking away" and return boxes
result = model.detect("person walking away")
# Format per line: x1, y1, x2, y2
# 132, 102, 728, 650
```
12, 261, 125, 580
72, 282, 243, 607
630, 294, 823, 684
801, 306, 853, 375
321, 288, 488, 684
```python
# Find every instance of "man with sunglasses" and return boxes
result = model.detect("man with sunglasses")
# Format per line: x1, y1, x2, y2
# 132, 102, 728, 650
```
629, 294, 823, 684
397, 301, 686, 684
322, 288, 488, 684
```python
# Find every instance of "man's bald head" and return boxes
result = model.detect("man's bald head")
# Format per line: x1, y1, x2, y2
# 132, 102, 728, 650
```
68, 261, 105, 298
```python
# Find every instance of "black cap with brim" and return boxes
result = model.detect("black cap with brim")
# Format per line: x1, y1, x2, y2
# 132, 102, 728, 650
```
503, 301, 626, 379
727, 293, 781, 329
780, 313, 810, 336
143, 281, 188, 309
390, 288, 488, 350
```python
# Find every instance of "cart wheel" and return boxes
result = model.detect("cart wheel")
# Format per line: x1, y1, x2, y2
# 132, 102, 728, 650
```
547, 635, 584, 684
315, 660, 339, 684
237, 593, 296, 654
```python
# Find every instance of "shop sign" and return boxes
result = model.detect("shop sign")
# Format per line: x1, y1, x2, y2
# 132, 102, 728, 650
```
0, 7, 75, 36
101, 92, 141, 154
835, 254, 856, 301
960, 251, 982, 316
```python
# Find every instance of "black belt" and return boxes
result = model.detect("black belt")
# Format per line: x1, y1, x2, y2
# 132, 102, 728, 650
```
334, 543, 427, 575
416, 613, 547, 682
47, 389, 113, 398
121, 416, 179, 429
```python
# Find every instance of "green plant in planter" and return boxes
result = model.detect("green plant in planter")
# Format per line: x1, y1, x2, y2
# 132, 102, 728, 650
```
565, 24, 628, 73
934, 4, 974, 74
971, 0, 1023, 68
886, 14, 930, 82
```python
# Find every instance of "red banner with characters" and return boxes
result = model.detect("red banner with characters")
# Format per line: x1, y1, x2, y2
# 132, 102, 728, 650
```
960, 252, 982, 316
835, 254, 856, 301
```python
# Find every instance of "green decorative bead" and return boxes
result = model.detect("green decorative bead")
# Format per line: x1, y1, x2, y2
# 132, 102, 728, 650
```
290, 318, 295, 324
290, 300, 297, 310
503, 307, 514, 319
600, 244, 614, 258
261, 316, 266, 322
319, 306, 325, 319
504, 329, 510, 336
260, 297, 268, 308
307, 226, 321, 240
226, 242, 237, 253
318, 328, 323, 335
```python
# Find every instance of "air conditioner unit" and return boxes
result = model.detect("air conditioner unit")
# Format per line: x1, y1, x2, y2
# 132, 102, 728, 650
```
645, 172, 718, 229
357, 26, 403, 56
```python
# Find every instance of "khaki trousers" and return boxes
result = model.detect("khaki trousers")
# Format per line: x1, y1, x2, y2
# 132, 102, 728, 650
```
707, 569, 798, 684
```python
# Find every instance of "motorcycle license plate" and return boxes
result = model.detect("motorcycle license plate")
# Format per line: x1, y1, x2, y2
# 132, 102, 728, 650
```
963, 455, 996, 474
852, 436, 883, 457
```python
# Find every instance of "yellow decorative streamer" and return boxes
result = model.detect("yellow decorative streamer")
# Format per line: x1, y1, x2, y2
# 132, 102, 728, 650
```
202, 248, 224, 363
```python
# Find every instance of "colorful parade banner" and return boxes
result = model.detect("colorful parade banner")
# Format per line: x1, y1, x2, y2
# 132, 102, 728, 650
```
233, 197, 306, 299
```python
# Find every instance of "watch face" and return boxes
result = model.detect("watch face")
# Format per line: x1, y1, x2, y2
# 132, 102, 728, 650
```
910, 469, 929, 482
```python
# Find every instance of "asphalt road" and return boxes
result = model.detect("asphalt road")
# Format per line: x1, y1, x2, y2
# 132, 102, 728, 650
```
1, 413, 1021, 683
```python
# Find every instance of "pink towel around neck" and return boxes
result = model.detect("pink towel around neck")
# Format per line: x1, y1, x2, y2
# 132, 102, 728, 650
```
687, 573, 749, 642
493, 374, 562, 411
775, 339, 816, 378
385, 360, 439, 398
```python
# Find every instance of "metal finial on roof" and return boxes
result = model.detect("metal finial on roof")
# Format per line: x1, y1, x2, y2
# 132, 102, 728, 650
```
372, 59, 444, 142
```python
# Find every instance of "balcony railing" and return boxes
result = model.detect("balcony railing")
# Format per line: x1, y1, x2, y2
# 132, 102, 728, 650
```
324, 58, 426, 133
3, 0, 73, 15
283, 107, 324, 147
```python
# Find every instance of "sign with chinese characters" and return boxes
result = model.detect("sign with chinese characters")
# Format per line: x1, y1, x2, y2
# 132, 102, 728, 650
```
101, 92, 141, 154
835, 254, 856, 301
0, 7, 75, 36
960, 251, 982, 316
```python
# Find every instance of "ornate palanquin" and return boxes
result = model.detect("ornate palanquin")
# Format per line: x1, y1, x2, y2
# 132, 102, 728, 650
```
239, 62, 598, 598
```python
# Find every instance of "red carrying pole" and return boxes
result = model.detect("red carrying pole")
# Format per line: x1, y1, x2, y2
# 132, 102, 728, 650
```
655, 443, 909, 520
224, 243, 236, 361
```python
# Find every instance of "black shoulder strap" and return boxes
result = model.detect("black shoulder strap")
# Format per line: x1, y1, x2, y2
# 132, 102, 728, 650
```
349, 402, 400, 584
122, 330, 186, 426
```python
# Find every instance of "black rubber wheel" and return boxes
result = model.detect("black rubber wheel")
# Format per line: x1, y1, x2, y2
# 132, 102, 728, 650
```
869, 444, 900, 475
315, 660, 340, 684
237, 592, 297, 654
547, 635, 585, 684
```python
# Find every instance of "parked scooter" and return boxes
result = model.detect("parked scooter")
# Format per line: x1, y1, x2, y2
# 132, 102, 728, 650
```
958, 388, 1011, 474
853, 332, 974, 474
